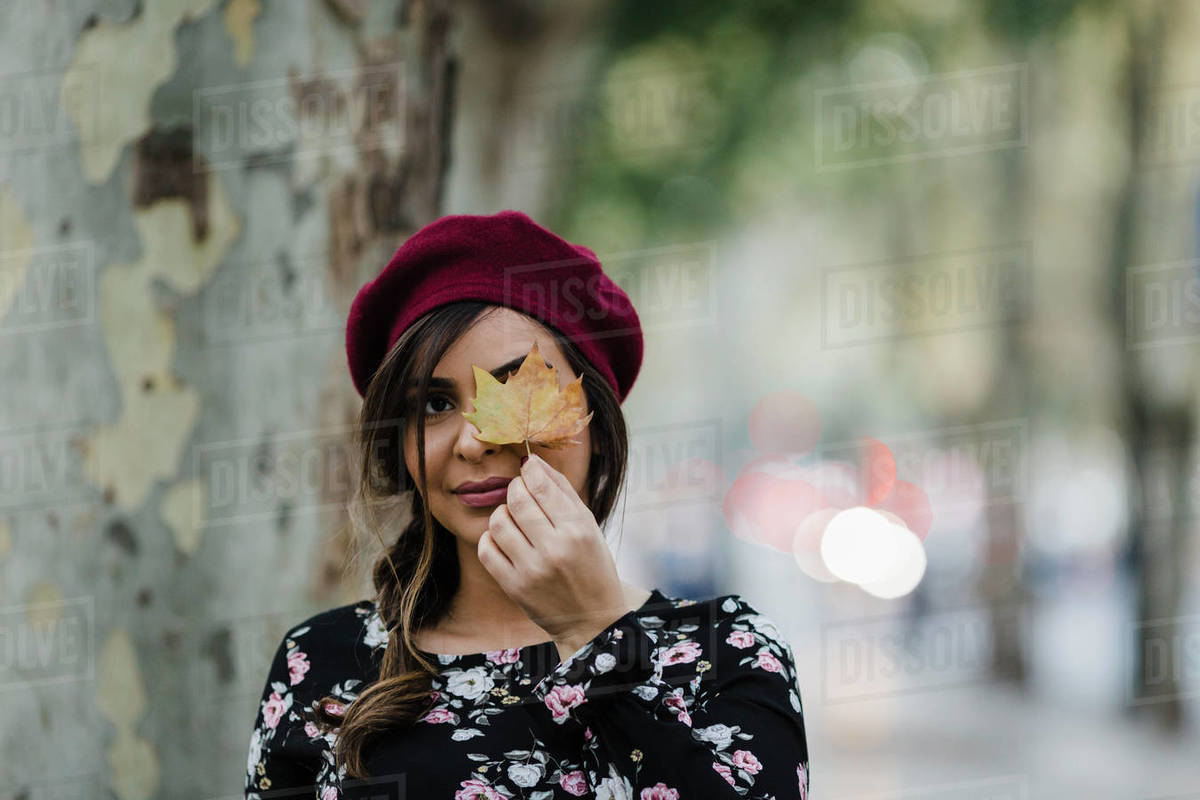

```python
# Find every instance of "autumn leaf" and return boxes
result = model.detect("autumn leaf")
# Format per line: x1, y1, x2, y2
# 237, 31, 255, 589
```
461, 341, 593, 451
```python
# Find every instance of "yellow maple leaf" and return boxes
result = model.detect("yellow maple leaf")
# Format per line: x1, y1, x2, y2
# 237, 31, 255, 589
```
462, 341, 593, 451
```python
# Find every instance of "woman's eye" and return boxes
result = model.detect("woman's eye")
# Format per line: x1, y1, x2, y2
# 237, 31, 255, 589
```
424, 395, 454, 416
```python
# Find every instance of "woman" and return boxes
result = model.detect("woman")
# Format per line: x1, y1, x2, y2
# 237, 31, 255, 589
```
244, 210, 810, 799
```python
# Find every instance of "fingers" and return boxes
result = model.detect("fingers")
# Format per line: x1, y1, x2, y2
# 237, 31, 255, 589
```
485, 503, 536, 570
516, 454, 587, 530
477, 527, 514, 583
505, 470, 559, 545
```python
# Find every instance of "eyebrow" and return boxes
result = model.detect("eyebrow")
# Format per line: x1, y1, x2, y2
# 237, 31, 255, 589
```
413, 355, 551, 391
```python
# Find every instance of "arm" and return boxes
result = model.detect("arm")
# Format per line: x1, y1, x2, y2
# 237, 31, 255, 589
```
244, 627, 319, 799
530, 595, 810, 800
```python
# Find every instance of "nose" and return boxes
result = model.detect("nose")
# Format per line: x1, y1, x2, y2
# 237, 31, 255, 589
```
453, 411, 501, 461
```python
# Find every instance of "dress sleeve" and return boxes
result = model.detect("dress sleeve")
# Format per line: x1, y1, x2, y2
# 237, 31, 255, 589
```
529, 595, 810, 799
244, 627, 320, 800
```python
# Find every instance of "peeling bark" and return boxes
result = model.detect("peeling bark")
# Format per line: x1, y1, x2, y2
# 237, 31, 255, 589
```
131, 126, 209, 242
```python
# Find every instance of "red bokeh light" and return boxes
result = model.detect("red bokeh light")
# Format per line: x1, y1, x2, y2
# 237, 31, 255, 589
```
859, 437, 896, 506
875, 479, 933, 540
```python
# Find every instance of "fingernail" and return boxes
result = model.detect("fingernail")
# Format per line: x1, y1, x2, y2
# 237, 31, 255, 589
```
520, 455, 529, 466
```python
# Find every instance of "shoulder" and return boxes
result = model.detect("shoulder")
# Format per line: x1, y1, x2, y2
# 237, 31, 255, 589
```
281, 598, 383, 650
643, 590, 799, 681
712, 593, 791, 647
265, 598, 386, 697
642, 589, 785, 640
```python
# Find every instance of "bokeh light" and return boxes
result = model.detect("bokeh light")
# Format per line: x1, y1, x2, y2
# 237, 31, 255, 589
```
789, 459, 861, 509
859, 436, 897, 505
819, 506, 902, 584
875, 479, 934, 540
859, 524, 928, 599
724, 467, 827, 552
792, 506, 840, 583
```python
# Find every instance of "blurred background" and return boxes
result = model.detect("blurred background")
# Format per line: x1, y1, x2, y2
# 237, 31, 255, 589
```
2, 0, 1199, 798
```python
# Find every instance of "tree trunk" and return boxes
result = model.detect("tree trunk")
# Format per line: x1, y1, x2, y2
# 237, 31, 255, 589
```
1111, 1, 1194, 732
0, 0, 607, 795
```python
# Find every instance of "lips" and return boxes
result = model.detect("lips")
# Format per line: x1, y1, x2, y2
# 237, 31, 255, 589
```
454, 476, 513, 494
453, 476, 516, 508
456, 486, 509, 508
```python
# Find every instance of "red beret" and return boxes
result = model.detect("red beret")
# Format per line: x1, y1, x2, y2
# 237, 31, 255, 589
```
346, 210, 643, 403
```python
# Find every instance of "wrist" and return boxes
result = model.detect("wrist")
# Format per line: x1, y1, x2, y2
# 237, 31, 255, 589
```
553, 631, 595, 662
550, 600, 632, 662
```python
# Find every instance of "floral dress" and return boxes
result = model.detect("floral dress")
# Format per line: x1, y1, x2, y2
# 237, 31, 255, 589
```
244, 588, 810, 799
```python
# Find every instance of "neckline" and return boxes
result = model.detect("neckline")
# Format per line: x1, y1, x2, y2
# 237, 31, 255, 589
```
413, 587, 664, 660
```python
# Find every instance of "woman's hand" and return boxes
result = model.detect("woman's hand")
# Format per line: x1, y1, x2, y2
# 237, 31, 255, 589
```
478, 453, 628, 659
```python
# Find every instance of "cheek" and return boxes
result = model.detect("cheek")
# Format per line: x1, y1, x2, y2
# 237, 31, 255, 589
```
406, 426, 455, 485
401, 429, 418, 481
563, 444, 593, 498
401, 427, 444, 492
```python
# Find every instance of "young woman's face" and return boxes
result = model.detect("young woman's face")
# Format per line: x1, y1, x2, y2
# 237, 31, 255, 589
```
403, 307, 596, 544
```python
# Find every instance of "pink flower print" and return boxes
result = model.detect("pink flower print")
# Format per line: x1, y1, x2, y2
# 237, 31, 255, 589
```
321, 787, 339, 800
726, 630, 756, 649
713, 762, 735, 786
732, 750, 762, 774
455, 777, 505, 800
323, 701, 346, 717
640, 783, 680, 799
755, 652, 783, 673
544, 683, 587, 724
486, 647, 521, 664
663, 691, 691, 727
304, 721, 320, 738
420, 708, 456, 724
262, 691, 287, 729
560, 770, 588, 796
797, 762, 809, 800
660, 640, 702, 665
584, 726, 593, 740
287, 650, 310, 685
430, 690, 441, 702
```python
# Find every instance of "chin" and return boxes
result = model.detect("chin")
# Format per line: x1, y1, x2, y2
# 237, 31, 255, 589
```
438, 511, 487, 543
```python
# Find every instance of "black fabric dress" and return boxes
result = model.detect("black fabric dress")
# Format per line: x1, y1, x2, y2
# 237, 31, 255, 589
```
244, 588, 810, 799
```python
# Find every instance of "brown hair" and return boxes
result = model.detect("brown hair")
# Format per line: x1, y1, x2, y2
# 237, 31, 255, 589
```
313, 301, 631, 777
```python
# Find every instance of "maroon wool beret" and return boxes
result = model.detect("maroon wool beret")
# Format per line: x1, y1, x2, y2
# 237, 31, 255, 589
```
345, 210, 643, 403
